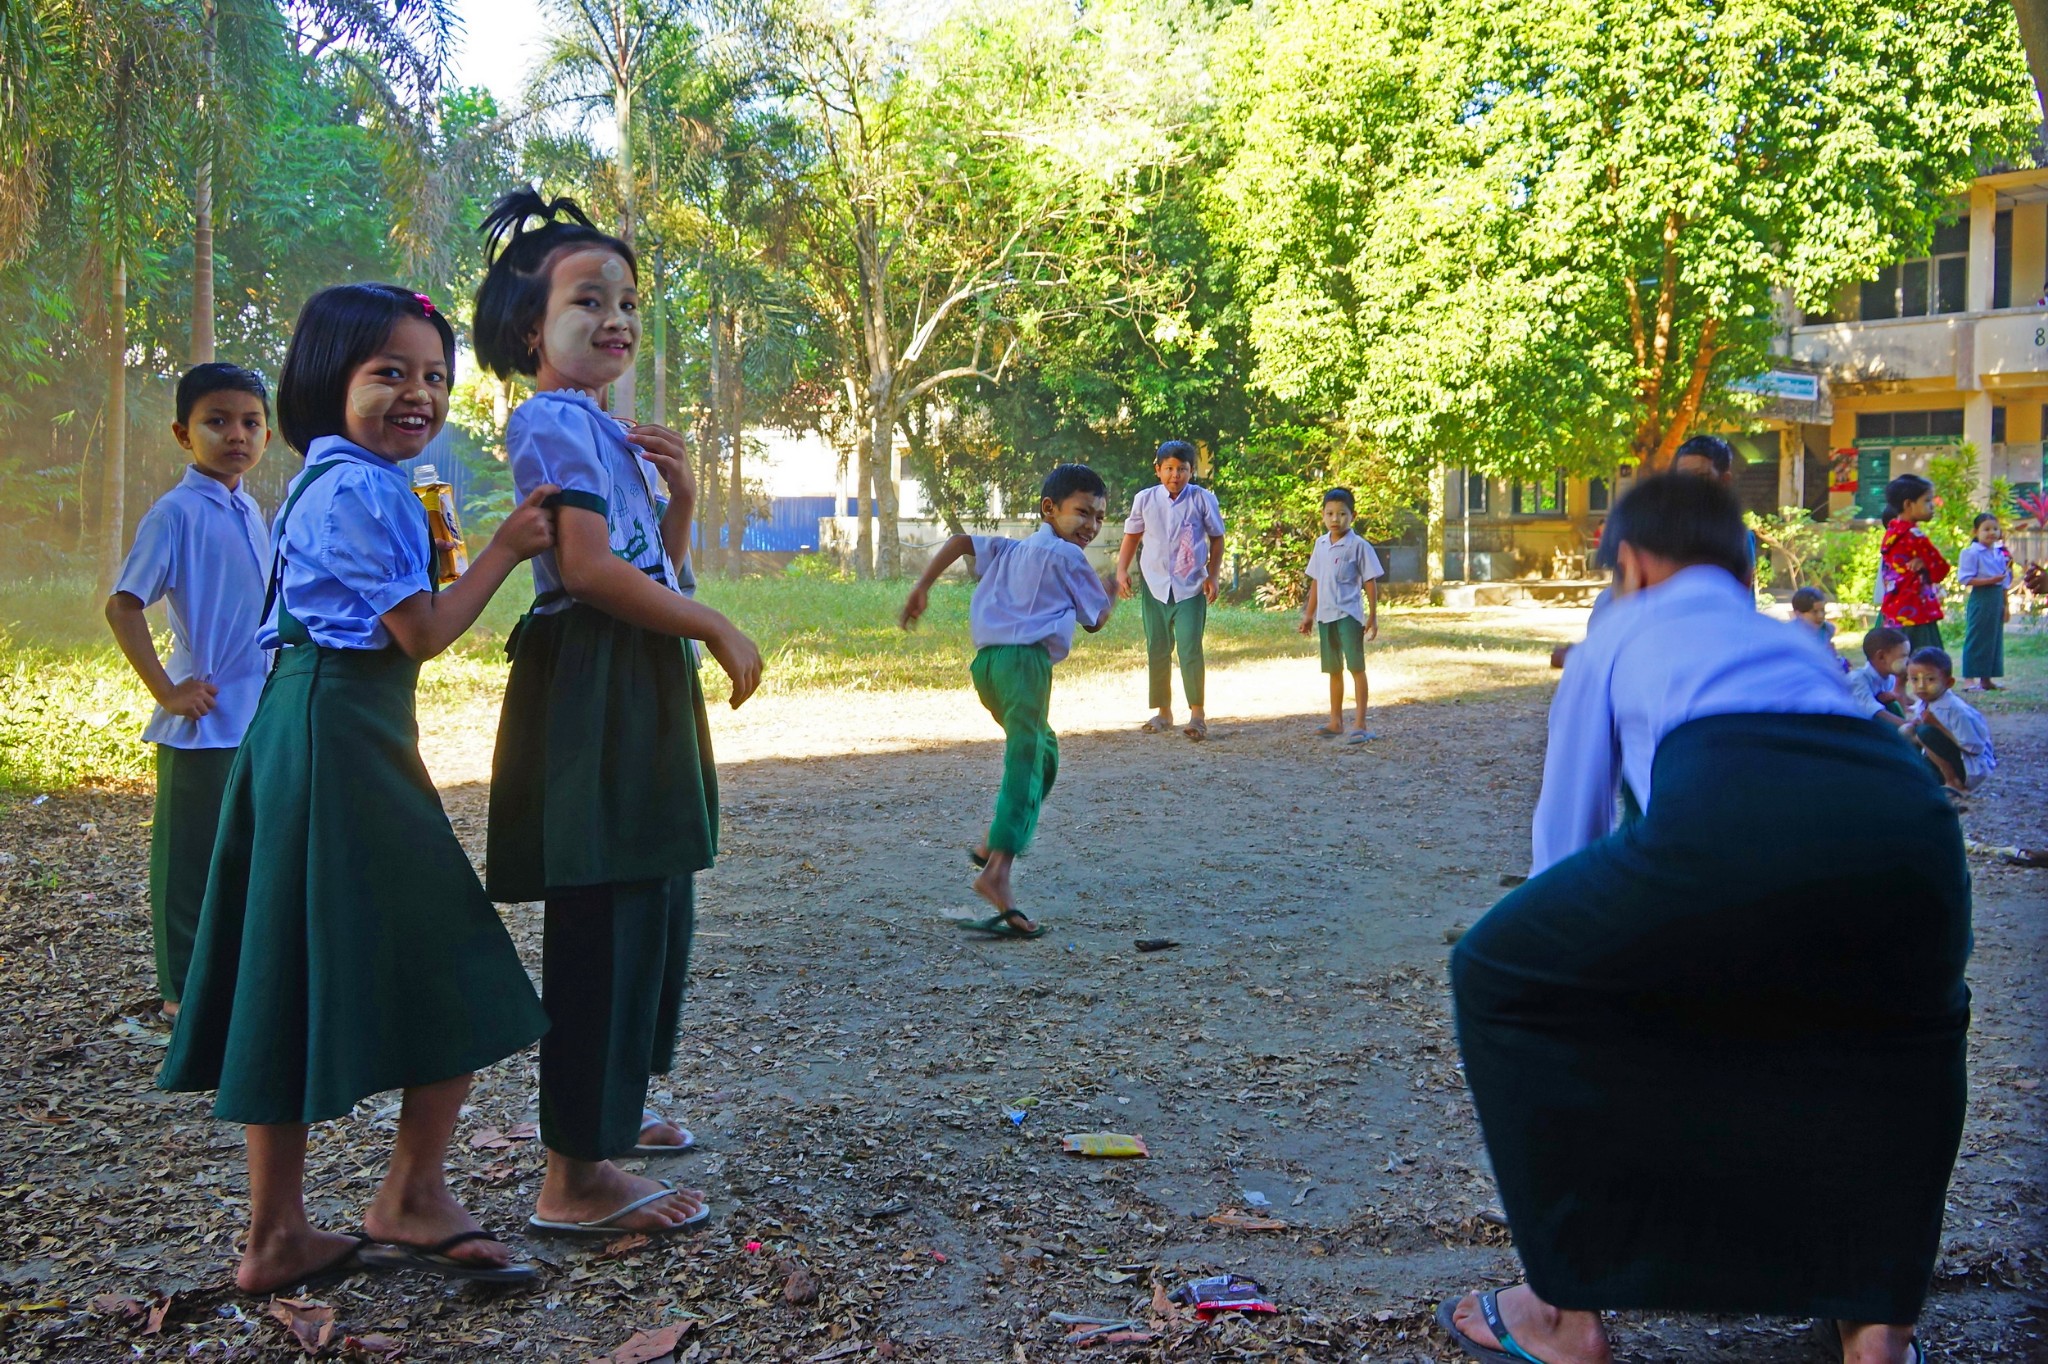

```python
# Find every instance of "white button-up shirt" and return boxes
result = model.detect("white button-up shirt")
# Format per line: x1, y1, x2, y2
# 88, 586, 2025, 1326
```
113, 466, 271, 749
1305, 531, 1384, 624
1531, 565, 1865, 872
1916, 689, 1996, 789
1123, 483, 1225, 602
969, 525, 1112, 664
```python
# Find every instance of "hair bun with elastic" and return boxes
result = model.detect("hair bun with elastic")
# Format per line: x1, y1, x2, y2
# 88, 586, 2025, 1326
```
479, 186, 598, 264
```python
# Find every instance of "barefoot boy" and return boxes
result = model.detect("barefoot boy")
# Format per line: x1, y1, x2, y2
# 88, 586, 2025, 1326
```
1298, 488, 1382, 743
105, 363, 274, 1020
1115, 440, 1225, 740
900, 464, 1114, 939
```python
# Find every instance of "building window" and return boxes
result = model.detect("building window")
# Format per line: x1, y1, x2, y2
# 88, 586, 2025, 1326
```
1853, 408, 2003, 442
1859, 219, 1969, 320
1465, 471, 1489, 515
1511, 475, 1565, 516
1587, 477, 1611, 512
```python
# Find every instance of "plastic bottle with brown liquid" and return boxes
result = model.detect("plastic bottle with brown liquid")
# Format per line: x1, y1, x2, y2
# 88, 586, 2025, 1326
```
412, 464, 469, 587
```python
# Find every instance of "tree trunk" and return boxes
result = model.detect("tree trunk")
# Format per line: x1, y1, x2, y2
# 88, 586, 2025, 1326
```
725, 313, 747, 571
2012, 0, 2048, 120
1425, 463, 1446, 604
611, 74, 636, 420
704, 293, 724, 569
854, 418, 875, 578
101, 253, 127, 592
872, 397, 900, 577
650, 252, 667, 426
190, 0, 217, 364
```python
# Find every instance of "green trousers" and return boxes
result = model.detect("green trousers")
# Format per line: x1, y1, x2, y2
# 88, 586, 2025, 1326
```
539, 876, 695, 1161
149, 744, 237, 1004
1139, 582, 1207, 709
971, 644, 1059, 856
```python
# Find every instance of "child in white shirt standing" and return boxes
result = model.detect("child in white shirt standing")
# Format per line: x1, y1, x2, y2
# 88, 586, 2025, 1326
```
1115, 439, 1226, 740
1905, 647, 1996, 793
1297, 488, 1382, 743
901, 464, 1115, 938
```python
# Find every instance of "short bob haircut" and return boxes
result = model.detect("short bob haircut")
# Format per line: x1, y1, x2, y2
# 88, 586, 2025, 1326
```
1606, 472, 1751, 581
176, 362, 269, 426
1155, 439, 1197, 468
473, 187, 638, 379
1041, 463, 1108, 504
275, 284, 455, 455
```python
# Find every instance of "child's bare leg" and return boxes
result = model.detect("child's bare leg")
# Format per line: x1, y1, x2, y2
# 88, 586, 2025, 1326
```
1350, 669, 1370, 733
364, 1074, 514, 1265
1323, 672, 1344, 732
972, 850, 1036, 931
239, 1123, 358, 1294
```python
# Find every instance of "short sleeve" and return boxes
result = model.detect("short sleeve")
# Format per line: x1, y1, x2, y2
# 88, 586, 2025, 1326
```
1061, 546, 1111, 625
508, 397, 609, 517
969, 535, 1013, 567
1358, 541, 1385, 581
1201, 489, 1225, 535
315, 472, 431, 616
112, 502, 178, 606
1123, 487, 1150, 536
1305, 539, 1329, 582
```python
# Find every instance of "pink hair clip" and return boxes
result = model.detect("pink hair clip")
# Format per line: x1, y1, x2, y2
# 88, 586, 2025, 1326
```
413, 292, 437, 317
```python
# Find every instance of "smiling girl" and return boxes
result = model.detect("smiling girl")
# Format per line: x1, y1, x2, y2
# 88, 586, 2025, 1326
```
472, 189, 762, 1240
159, 284, 558, 1295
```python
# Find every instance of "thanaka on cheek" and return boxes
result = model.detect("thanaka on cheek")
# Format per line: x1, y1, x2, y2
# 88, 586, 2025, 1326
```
350, 383, 398, 419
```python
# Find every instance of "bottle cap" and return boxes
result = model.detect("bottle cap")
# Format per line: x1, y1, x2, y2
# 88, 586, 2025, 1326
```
412, 464, 439, 486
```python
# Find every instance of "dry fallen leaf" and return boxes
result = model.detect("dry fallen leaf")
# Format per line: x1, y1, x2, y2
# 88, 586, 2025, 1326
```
89, 1293, 146, 1323
781, 1260, 822, 1306
269, 1297, 338, 1354
344, 1332, 406, 1359
600, 1322, 693, 1364
143, 1291, 174, 1336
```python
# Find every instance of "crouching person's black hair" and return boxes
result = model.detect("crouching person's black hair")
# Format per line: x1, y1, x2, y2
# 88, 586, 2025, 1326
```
1607, 473, 1752, 581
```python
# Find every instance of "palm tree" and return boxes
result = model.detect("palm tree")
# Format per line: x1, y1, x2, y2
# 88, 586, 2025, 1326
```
0, 0, 45, 262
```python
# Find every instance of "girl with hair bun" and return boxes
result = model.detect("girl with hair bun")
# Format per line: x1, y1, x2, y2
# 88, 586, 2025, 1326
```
160, 283, 559, 1293
1878, 474, 1949, 653
472, 187, 763, 1240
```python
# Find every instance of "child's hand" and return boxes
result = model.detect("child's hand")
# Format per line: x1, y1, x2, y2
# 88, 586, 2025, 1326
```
162, 677, 219, 720
1364, 617, 1379, 643
1907, 557, 1925, 573
1115, 570, 1133, 600
707, 623, 763, 708
900, 585, 930, 631
493, 485, 559, 562
629, 424, 694, 504
1296, 615, 1313, 636
1204, 574, 1220, 604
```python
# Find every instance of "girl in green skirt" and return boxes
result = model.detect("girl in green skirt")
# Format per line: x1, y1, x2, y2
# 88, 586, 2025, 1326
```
1958, 513, 2012, 690
472, 190, 763, 1239
160, 285, 559, 1294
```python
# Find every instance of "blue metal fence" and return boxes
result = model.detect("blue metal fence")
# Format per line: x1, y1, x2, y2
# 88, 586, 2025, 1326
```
700, 496, 857, 552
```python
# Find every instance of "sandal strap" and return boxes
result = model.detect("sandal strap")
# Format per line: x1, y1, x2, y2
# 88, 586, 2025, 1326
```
421, 1230, 498, 1257
1478, 1291, 1551, 1364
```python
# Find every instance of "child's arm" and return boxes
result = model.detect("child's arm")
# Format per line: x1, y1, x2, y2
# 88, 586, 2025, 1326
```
1205, 533, 1225, 603
631, 423, 695, 567
550, 500, 763, 706
1298, 578, 1317, 635
105, 594, 217, 719
1363, 577, 1380, 642
380, 486, 563, 666
1114, 532, 1142, 600
900, 534, 975, 630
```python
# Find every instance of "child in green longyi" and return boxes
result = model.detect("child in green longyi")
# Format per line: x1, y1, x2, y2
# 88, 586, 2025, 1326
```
900, 464, 1116, 939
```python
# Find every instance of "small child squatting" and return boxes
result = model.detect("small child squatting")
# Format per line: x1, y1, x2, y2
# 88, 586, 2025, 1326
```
105, 363, 275, 1022
1298, 487, 1382, 743
900, 464, 1116, 939
1902, 647, 1996, 795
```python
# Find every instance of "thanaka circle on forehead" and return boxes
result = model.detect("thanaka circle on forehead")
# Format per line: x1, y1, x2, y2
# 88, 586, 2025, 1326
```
601, 256, 626, 282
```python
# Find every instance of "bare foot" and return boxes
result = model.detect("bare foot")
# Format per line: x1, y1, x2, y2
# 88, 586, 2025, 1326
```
364, 1184, 508, 1267
160, 1000, 180, 1022
1449, 1286, 1611, 1364
1314, 723, 1343, 736
638, 1111, 689, 1150
1838, 1321, 1922, 1364
236, 1224, 361, 1296
971, 863, 1037, 933
536, 1159, 703, 1232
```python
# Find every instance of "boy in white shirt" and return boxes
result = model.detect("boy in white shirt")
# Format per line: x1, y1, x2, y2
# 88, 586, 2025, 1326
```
900, 464, 1115, 938
1297, 488, 1382, 743
1904, 647, 1995, 793
1115, 440, 1226, 740
1847, 625, 1912, 732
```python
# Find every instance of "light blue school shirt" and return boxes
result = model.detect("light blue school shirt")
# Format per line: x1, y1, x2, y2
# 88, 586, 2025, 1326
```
506, 389, 678, 614
968, 524, 1111, 664
257, 438, 433, 651
1531, 565, 1864, 873
113, 466, 271, 749
1123, 483, 1226, 602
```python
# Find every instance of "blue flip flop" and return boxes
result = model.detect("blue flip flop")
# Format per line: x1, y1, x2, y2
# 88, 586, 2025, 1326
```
1434, 1291, 1559, 1364
954, 910, 1047, 939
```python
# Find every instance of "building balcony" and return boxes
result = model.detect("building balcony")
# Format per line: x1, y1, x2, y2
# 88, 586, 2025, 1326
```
1789, 304, 2048, 390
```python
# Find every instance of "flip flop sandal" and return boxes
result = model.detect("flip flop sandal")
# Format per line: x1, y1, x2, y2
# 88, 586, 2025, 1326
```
526, 1185, 712, 1240
631, 1108, 696, 1156
242, 1234, 380, 1298
360, 1231, 538, 1287
969, 846, 990, 869
1140, 715, 1171, 733
954, 910, 1048, 940
1434, 1290, 1563, 1364
1312, 726, 1344, 738
1345, 729, 1378, 744
1812, 1319, 1930, 1364
1183, 718, 1208, 741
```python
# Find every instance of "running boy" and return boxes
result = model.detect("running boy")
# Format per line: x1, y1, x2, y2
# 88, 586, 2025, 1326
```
106, 363, 274, 1020
1298, 488, 1382, 743
1115, 439, 1225, 740
1848, 625, 1912, 731
900, 464, 1114, 939
1904, 646, 1996, 793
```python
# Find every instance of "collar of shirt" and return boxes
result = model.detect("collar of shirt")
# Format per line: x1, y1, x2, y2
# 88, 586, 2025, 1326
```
528, 387, 637, 459
176, 464, 258, 511
1587, 562, 1750, 639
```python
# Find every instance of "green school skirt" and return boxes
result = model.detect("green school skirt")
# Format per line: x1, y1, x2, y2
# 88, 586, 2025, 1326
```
1902, 621, 1945, 654
1452, 713, 1968, 1322
1961, 585, 2004, 679
159, 646, 548, 1124
487, 602, 718, 902
149, 744, 237, 1004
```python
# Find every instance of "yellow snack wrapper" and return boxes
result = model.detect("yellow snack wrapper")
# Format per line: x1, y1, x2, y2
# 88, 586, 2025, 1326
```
1060, 1131, 1150, 1158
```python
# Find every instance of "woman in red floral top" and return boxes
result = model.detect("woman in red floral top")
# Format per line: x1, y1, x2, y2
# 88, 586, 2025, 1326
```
1879, 474, 1949, 651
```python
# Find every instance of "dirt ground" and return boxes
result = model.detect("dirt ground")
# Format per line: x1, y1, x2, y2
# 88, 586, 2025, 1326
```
2, 607, 2043, 1364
